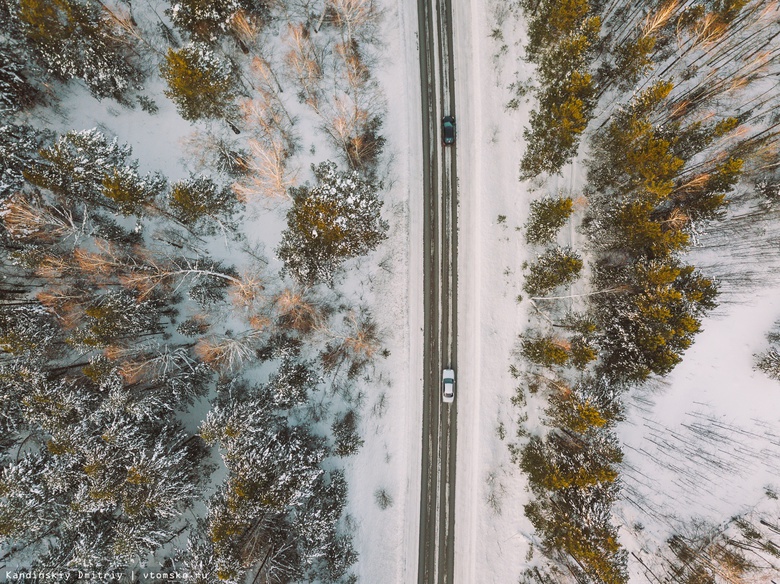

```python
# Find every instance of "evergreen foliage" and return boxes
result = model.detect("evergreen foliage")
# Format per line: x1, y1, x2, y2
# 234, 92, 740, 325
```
200, 381, 354, 583
521, 335, 570, 367
525, 196, 574, 245
755, 323, 780, 382
161, 44, 238, 122
0, 40, 41, 113
519, 0, 600, 178
524, 246, 583, 297
0, 124, 51, 202
24, 128, 165, 216
332, 409, 364, 457
278, 161, 388, 286
11, 0, 141, 99
166, 0, 270, 42
169, 174, 241, 234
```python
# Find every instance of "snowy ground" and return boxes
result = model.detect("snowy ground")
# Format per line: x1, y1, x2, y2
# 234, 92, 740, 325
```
617, 283, 780, 579
451, 0, 540, 581
339, 0, 424, 580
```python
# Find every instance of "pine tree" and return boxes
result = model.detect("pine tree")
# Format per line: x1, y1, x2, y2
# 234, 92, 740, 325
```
520, 335, 570, 367
0, 123, 51, 202
0, 40, 41, 113
160, 44, 238, 122
524, 246, 583, 297
277, 161, 388, 285
525, 195, 574, 245
13, 0, 140, 99
24, 129, 163, 216
68, 290, 168, 350
169, 174, 240, 234
332, 409, 364, 456
267, 356, 316, 408
166, 0, 271, 43
101, 167, 167, 217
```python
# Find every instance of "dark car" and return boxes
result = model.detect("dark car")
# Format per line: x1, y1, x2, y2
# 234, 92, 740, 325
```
442, 116, 455, 145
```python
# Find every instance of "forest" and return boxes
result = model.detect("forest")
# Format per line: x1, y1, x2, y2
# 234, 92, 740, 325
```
0, 0, 389, 582
512, 0, 780, 581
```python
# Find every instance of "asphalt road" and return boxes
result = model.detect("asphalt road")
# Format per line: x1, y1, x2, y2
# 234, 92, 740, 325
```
416, 0, 458, 580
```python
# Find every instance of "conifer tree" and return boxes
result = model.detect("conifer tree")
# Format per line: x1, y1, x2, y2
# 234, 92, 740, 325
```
520, 335, 570, 367
166, 0, 270, 43
24, 129, 164, 216
0, 41, 40, 113
0, 124, 51, 202
161, 44, 238, 122
169, 174, 240, 234
277, 161, 388, 285
525, 195, 574, 245
524, 246, 583, 297
332, 409, 364, 457
13, 0, 140, 99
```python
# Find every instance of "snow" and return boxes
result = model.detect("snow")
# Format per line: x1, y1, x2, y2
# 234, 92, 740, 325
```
8, 0, 779, 580
451, 0, 538, 581
339, 0, 423, 581
617, 287, 780, 578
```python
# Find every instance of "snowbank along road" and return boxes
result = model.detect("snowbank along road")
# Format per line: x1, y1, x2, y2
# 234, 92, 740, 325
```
416, 0, 459, 581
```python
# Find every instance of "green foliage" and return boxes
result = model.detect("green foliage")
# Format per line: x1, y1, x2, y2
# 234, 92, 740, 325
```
520, 0, 600, 178
374, 488, 393, 509
521, 430, 621, 492
525, 196, 574, 245
521, 335, 569, 367
525, 491, 628, 584
345, 115, 386, 174
332, 410, 364, 457
569, 335, 597, 369
166, 0, 270, 43
610, 35, 657, 90
277, 161, 388, 285
101, 167, 167, 216
160, 44, 237, 121
15, 0, 140, 99
521, 70, 595, 178
0, 41, 41, 113
546, 391, 608, 434
169, 175, 240, 234
69, 290, 166, 349
524, 246, 583, 297
593, 260, 717, 382
524, 0, 591, 60
24, 129, 164, 216
0, 124, 51, 201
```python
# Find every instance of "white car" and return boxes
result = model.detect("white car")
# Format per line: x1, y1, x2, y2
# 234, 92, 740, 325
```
442, 368, 455, 403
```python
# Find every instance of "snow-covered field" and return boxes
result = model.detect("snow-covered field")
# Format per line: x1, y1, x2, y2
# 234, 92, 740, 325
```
617, 272, 780, 578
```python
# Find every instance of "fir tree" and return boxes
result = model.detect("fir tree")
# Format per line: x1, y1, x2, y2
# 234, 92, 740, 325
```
166, 0, 271, 43
524, 246, 583, 297
520, 335, 570, 367
24, 128, 163, 215
0, 123, 51, 202
0, 40, 41, 113
332, 409, 364, 457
